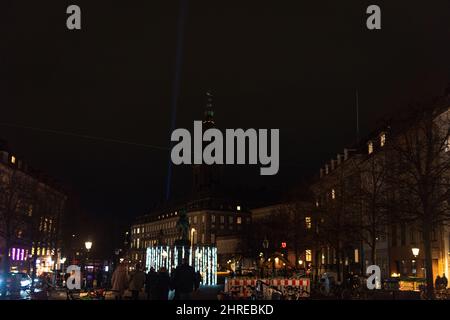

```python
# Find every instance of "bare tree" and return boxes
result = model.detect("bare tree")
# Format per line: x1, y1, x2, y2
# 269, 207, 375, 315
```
352, 153, 390, 266
388, 96, 450, 299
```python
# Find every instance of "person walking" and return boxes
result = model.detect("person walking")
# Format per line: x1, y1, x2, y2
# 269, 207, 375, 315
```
194, 271, 202, 291
173, 258, 196, 300
145, 267, 158, 300
111, 262, 128, 300
441, 274, 448, 289
435, 275, 442, 289
155, 267, 170, 300
129, 263, 146, 300
170, 268, 178, 300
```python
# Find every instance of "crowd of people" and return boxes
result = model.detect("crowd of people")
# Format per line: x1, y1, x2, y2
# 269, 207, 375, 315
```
111, 258, 202, 300
435, 274, 448, 291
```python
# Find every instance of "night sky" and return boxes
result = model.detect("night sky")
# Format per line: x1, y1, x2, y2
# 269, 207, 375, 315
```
2, 1, 450, 257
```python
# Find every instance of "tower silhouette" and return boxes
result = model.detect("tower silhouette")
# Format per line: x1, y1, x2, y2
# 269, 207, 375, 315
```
192, 92, 221, 196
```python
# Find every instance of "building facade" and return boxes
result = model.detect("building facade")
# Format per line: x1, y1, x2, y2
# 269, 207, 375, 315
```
311, 97, 450, 281
129, 198, 251, 268
0, 140, 67, 276
251, 201, 316, 272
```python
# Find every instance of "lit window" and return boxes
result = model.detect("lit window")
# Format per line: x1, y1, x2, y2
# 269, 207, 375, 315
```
237, 205, 241, 211
380, 133, 386, 147
368, 141, 374, 154
136, 238, 140, 249
331, 189, 336, 200
306, 249, 312, 262
11, 156, 16, 164
305, 217, 312, 229
354, 249, 359, 263
193, 216, 198, 224
237, 217, 242, 224
220, 216, 225, 224
202, 215, 205, 223
211, 215, 216, 223
445, 137, 450, 152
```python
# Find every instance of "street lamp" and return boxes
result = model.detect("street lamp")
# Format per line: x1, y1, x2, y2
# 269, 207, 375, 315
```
84, 241, 93, 289
85, 241, 93, 263
60, 257, 67, 276
190, 228, 196, 265
85, 241, 93, 251
412, 247, 419, 277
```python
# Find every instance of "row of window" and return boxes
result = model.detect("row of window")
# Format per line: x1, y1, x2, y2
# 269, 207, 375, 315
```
132, 232, 218, 250
132, 215, 248, 236
211, 215, 244, 225
31, 245, 55, 257
133, 220, 177, 234
391, 225, 438, 247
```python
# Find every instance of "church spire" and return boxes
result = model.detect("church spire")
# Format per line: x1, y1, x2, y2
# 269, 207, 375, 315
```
203, 91, 215, 128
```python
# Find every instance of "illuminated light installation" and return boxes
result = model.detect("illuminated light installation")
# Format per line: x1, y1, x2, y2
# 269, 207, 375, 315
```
146, 245, 217, 285
10, 248, 26, 261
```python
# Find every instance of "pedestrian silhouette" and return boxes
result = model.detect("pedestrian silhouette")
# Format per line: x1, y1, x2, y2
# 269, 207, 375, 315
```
173, 258, 196, 300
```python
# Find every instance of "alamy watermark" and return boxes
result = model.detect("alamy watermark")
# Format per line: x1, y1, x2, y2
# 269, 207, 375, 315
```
170, 121, 279, 175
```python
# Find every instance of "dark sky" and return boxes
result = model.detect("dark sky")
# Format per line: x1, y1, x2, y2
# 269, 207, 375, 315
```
2, 1, 450, 257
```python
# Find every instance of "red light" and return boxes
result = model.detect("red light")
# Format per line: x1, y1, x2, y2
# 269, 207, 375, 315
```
281, 242, 287, 248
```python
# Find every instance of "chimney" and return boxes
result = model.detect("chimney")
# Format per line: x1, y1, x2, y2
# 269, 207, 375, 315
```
337, 154, 342, 165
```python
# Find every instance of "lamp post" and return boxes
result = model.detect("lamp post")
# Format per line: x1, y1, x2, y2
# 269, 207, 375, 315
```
60, 257, 66, 273
412, 247, 419, 277
84, 241, 92, 289
85, 241, 92, 262
190, 228, 196, 266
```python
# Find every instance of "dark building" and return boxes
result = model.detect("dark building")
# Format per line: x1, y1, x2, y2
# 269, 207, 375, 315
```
0, 139, 67, 276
